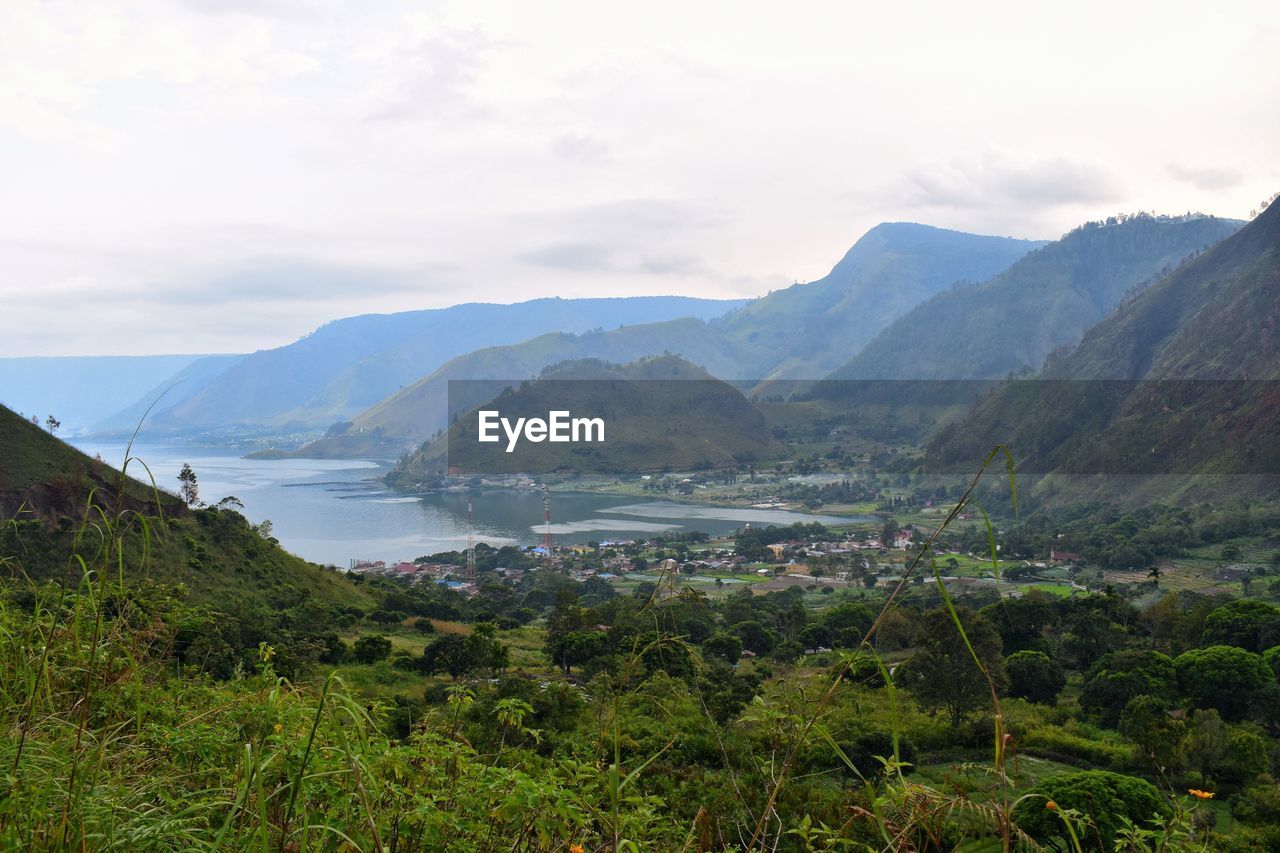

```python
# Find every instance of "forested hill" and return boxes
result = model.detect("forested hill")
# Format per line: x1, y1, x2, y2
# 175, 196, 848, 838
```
926, 199, 1279, 482
715, 222, 1044, 382
828, 214, 1242, 382
389, 355, 782, 483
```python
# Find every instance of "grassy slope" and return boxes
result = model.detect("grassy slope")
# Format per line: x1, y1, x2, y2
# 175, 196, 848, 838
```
0, 403, 371, 612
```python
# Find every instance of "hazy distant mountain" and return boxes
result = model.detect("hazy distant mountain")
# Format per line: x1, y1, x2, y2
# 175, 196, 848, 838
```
389, 355, 781, 483
146, 296, 743, 435
0, 355, 205, 434
926, 199, 1279, 483
92, 354, 247, 435
716, 222, 1046, 383
828, 214, 1242, 382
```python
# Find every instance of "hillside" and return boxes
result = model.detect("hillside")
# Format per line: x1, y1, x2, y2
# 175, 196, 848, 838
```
716, 222, 1045, 382
926, 199, 1280, 483
0, 403, 185, 520
829, 214, 1242, 382
142, 296, 743, 436
389, 355, 782, 483
0, 403, 369, 614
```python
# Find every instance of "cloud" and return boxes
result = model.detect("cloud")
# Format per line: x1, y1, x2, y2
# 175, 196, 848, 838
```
517, 242, 703, 276
550, 132, 611, 164
365, 29, 492, 122
517, 243, 614, 271
1166, 162, 1243, 191
895, 151, 1125, 211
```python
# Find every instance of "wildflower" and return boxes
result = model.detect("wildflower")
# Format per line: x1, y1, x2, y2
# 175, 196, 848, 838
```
1188, 788, 1214, 800
273, 723, 283, 734
569, 845, 584, 853
1045, 800, 1057, 811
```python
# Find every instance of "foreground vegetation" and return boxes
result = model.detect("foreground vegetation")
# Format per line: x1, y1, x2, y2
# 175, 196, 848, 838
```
4, 433, 1280, 849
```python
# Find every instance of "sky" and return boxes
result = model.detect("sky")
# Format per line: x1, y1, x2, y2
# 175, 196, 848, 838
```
2, 0, 1278, 357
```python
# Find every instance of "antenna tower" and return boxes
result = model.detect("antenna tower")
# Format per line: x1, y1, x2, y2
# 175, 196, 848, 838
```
466, 495, 476, 580
542, 484, 553, 554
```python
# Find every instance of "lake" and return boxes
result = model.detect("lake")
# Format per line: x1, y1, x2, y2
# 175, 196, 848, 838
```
71, 441, 854, 566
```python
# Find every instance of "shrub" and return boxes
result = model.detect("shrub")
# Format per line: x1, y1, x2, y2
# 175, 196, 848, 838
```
353, 634, 393, 665
1011, 770, 1170, 850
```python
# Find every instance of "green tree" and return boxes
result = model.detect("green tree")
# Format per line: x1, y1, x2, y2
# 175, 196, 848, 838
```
732, 620, 777, 656
1185, 708, 1229, 785
422, 634, 475, 679
1117, 695, 1185, 774
1005, 650, 1065, 705
895, 606, 1008, 728
177, 463, 200, 508
548, 630, 609, 673
1175, 644, 1275, 720
1011, 770, 1170, 850
1202, 599, 1280, 652
1080, 649, 1176, 727
702, 631, 743, 664
1262, 645, 1280, 679
352, 634, 392, 665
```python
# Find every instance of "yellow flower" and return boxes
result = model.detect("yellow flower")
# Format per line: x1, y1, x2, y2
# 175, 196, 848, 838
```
273, 723, 283, 734
1045, 800, 1057, 811
1188, 788, 1214, 800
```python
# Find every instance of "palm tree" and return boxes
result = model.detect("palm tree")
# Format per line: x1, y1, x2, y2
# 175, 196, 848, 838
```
1147, 566, 1163, 587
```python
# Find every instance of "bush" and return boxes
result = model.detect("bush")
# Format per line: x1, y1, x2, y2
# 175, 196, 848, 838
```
353, 634, 393, 665
1011, 770, 1170, 850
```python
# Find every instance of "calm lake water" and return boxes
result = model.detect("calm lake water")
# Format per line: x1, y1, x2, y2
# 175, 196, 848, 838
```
71, 441, 848, 567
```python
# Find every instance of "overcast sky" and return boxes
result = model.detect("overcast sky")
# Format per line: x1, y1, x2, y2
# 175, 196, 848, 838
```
2, 0, 1277, 357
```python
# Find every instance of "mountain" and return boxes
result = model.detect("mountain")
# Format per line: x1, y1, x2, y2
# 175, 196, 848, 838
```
0, 354, 207, 434
284, 318, 748, 459
389, 355, 783, 483
828, 214, 1243, 382
91, 354, 247, 435
145, 296, 744, 436
283, 223, 1042, 459
926, 199, 1280, 484
715, 223, 1046, 382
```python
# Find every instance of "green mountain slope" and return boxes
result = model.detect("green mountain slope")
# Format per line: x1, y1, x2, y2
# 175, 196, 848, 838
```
390, 355, 782, 483
926, 199, 1280, 484
829, 214, 1242, 381
717, 222, 1045, 382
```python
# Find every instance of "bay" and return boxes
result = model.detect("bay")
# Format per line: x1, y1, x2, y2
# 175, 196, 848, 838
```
71, 441, 857, 567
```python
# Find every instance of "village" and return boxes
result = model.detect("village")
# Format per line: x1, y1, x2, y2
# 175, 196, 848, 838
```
345, 521, 1093, 603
